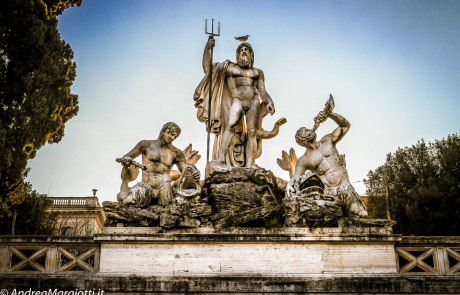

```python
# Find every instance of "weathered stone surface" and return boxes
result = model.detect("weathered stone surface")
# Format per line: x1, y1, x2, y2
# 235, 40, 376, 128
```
200, 221, 212, 227
159, 213, 178, 228
284, 193, 342, 227
102, 227, 161, 234
172, 194, 201, 205
210, 182, 264, 212
143, 226, 396, 237
339, 217, 397, 228
178, 216, 201, 228
401, 236, 460, 244
105, 211, 126, 221
104, 199, 214, 228
189, 204, 212, 218
204, 164, 282, 228
148, 205, 164, 214
136, 209, 160, 220
103, 201, 159, 227
337, 218, 396, 235
209, 210, 234, 221
97, 231, 399, 275
276, 176, 288, 190
214, 205, 282, 228
206, 162, 278, 189
163, 205, 182, 215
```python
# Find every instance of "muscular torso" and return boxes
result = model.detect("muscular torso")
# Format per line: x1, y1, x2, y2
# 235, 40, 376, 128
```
302, 141, 349, 188
141, 140, 176, 189
226, 64, 259, 102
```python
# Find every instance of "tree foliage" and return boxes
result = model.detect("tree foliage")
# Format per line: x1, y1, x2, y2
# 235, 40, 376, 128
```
0, 0, 81, 214
365, 134, 460, 236
0, 176, 58, 235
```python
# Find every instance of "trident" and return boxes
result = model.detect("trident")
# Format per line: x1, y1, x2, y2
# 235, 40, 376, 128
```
205, 19, 220, 165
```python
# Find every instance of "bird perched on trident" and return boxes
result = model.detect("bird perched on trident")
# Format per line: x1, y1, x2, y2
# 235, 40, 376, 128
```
234, 35, 250, 42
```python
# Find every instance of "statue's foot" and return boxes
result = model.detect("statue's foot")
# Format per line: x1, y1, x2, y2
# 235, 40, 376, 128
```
348, 202, 368, 218
357, 210, 368, 218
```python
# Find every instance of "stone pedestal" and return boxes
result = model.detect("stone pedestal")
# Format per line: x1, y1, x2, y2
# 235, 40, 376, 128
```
94, 226, 400, 275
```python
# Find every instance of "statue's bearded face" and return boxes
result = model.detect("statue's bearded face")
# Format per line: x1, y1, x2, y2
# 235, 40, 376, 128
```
295, 128, 317, 147
236, 45, 254, 69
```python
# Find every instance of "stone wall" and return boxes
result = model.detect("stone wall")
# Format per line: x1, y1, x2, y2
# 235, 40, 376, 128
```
95, 227, 399, 275
0, 233, 459, 293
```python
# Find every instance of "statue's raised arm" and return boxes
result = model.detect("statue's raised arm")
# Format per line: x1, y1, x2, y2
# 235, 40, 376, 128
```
202, 36, 215, 73
316, 111, 350, 145
329, 112, 350, 144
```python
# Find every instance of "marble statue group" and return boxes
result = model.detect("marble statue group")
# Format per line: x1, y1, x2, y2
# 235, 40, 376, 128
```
107, 34, 368, 229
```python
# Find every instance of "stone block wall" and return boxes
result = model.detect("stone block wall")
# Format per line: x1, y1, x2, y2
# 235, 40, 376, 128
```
0, 232, 459, 293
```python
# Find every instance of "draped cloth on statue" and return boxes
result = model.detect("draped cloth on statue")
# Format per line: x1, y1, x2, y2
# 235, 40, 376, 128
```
194, 61, 268, 167
193, 60, 246, 167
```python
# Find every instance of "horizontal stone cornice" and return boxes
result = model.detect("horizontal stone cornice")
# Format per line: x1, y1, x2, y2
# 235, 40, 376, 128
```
94, 233, 402, 243
0, 235, 97, 244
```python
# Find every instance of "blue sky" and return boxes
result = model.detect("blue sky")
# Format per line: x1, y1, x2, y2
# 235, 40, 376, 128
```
27, 0, 460, 201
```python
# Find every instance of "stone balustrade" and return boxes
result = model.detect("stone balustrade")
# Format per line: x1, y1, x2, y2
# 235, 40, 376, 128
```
50, 197, 99, 207
0, 236, 100, 274
395, 236, 460, 275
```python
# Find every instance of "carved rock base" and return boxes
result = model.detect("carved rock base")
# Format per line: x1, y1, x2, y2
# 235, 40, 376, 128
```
283, 193, 342, 227
205, 161, 283, 228
339, 217, 397, 228
103, 201, 212, 228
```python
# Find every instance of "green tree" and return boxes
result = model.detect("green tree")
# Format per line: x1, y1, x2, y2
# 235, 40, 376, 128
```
365, 134, 460, 235
0, 172, 58, 235
0, 0, 81, 216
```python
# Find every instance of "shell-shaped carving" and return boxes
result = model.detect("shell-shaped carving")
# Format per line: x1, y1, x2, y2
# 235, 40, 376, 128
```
171, 144, 202, 181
